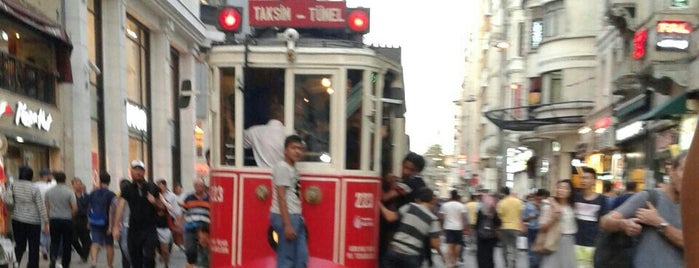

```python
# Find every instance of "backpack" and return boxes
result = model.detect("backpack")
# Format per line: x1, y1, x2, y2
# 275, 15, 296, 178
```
88, 189, 114, 227
476, 210, 500, 239
593, 189, 658, 268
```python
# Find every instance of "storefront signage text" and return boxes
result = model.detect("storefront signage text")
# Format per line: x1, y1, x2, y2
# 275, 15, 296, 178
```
126, 102, 147, 132
656, 21, 691, 51
14, 101, 52, 132
249, 0, 346, 28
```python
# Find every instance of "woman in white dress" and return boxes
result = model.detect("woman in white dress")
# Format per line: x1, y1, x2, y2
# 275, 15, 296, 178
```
539, 179, 577, 268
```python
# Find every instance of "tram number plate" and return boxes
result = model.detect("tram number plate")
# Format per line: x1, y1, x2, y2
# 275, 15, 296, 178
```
211, 185, 224, 203
354, 193, 374, 208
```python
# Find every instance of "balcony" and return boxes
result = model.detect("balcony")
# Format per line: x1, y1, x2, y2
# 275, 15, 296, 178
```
483, 101, 594, 132
0, 52, 57, 104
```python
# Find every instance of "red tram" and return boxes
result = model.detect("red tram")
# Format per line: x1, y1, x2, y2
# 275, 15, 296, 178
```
205, 1, 408, 267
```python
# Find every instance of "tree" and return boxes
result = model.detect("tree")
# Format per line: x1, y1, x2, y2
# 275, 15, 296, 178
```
424, 144, 446, 167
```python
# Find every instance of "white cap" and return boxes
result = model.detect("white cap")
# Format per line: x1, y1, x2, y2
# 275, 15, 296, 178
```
131, 160, 145, 169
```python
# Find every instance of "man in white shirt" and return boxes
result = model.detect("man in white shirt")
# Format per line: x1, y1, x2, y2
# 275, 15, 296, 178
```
34, 168, 55, 260
440, 190, 468, 267
244, 105, 287, 168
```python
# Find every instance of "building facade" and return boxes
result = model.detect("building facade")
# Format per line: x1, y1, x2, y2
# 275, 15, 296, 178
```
0, 0, 220, 193
462, 0, 699, 193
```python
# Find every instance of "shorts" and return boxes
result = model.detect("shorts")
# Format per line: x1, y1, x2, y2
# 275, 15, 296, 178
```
90, 225, 114, 245
445, 230, 464, 244
575, 245, 595, 268
157, 227, 172, 244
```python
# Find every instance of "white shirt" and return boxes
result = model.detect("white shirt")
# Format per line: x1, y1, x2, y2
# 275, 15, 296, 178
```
270, 161, 301, 215
34, 180, 56, 198
243, 119, 286, 168
440, 200, 467, 230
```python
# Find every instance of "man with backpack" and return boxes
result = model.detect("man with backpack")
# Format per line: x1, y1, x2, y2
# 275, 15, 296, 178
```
476, 192, 501, 268
87, 172, 117, 268
599, 152, 686, 268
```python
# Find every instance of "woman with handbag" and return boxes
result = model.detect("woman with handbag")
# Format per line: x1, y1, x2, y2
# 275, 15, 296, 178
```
539, 179, 577, 268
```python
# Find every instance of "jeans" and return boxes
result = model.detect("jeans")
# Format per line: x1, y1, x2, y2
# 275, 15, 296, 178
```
527, 228, 540, 268
13, 220, 41, 268
72, 216, 91, 261
49, 219, 73, 268
381, 249, 421, 268
127, 227, 157, 268
184, 228, 199, 264
270, 213, 308, 268
120, 226, 131, 268
500, 229, 519, 268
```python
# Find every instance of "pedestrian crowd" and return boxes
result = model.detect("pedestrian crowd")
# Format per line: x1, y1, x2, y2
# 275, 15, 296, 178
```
376, 151, 686, 268
0, 161, 211, 268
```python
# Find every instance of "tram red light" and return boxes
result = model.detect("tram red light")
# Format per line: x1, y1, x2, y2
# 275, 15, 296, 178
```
347, 8, 370, 34
218, 6, 242, 33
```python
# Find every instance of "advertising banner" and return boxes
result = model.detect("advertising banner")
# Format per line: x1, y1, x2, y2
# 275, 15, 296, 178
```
343, 180, 380, 267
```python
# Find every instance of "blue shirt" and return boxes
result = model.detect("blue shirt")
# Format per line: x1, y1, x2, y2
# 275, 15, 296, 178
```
521, 201, 539, 229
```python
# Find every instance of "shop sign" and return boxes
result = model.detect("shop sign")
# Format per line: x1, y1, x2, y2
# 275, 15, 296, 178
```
616, 121, 644, 141
14, 101, 52, 132
249, 0, 346, 28
0, 101, 12, 119
126, 102, 147, 132
656, 21, 691, 51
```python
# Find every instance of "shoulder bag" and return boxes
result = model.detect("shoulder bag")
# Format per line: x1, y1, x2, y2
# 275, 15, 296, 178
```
532, 201, 562, 255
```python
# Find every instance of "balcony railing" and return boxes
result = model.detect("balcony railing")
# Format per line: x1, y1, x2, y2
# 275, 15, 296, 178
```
0, 52, 57, 104
484, 101, 594, 131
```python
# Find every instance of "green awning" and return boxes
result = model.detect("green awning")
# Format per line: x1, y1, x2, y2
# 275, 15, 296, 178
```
638, 92, 687, 121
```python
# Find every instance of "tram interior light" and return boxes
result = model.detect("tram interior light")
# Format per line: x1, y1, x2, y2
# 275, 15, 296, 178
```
346, 8, 370, 34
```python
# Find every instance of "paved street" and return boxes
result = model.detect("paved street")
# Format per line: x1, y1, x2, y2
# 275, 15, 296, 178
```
428, 245, 530, 268
22, 238, 528, 268
31, 245, 187, 268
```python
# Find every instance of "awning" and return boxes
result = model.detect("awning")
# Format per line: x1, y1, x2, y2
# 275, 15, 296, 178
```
0, 0, 73, 82
0, 0, 71, 46
637, 92, 687, 121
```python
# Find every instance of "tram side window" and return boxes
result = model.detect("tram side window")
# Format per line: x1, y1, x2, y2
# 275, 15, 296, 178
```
242, 68, 285, 167
346, 69, 363, 169
295, 74, 331, 162
220, 68, 236, 166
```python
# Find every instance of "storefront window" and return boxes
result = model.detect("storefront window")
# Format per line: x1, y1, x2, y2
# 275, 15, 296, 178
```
170, 48, 181, 184
129, 137, 148, 169
4, 143, 49, 181
87, 0, 99, 85
125, 17, 149, 105
91, 120, 100, 174
295, 74, 332, 162
0, 17, 56, 103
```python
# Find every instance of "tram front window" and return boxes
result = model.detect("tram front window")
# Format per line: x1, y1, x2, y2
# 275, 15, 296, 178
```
295, 74, 332, 162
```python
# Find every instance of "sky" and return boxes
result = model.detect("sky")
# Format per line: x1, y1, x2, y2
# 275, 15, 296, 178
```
347, 0, 475, 155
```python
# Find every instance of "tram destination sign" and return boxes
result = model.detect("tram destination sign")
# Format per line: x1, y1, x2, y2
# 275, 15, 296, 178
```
249, 0, 347, 28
